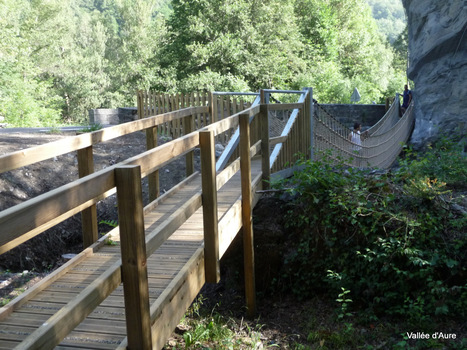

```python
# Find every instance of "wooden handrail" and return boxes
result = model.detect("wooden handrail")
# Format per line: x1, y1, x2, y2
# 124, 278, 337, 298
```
0, 131, 200, 255
0, 170, 116, 254
0, 106, 206, 174
267, 102, 303, 111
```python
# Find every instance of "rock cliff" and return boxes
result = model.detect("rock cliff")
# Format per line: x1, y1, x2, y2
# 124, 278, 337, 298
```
402, 0, 467, 148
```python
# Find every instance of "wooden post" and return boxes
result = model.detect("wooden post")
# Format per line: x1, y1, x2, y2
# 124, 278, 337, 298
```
137, 90, 160, 201
260, 89, 266, 104
239, 113, 256, 317
210, 92, 218, 124
137, 90, 143, 120
260, 102, 270, 190
307, 87, 314, 161
77, 146, 98, 248
199, 130, 220, 283
115, 165, 152, 350
146, 98, 160, 202
184, 113, 195, 176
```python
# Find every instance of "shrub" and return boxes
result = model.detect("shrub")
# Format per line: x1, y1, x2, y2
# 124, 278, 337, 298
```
274, 143, 467, 326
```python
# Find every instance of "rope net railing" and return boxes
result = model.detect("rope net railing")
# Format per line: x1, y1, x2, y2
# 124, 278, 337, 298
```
313, 97, 414, 169
366, 94, 401, 136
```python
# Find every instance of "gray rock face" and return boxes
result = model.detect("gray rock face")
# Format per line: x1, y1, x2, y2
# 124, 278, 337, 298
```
402, 0, 467, 148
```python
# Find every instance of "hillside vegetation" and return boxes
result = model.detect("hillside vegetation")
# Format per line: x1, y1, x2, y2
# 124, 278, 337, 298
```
164, 133, 467, 350
367, 0, 406, 42
1, 0, 406, 127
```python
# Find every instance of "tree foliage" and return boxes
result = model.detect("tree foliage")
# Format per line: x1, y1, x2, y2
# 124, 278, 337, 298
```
274, 139, 467, 327
164, 0, 305, 92
0, 0, 408, 126
366, 0, 406, 43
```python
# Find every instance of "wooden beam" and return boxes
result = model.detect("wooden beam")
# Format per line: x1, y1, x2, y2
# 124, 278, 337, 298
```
115, 165, 152, 349
0, 134, 93, 174
0, 169, 116, 254
0, 106, 205, 175
269, 135, 288, 146
77, 146, 98, 248
125, 131, 199, 178
239, 113, 256, 317
201, 113, 239, 136
218, 199, 242, 258
216, 158, 240, 190
267, 102, 303, 111
184, 112, 195, 177
146, 125, 160, 201
260, 89, 266, 104
210, 92, 217, 124
0, 131, 200, 255
260, 103, 270, 190
199, 130, 220, 283
250, 140, 262, 158
137, 90, 143, 119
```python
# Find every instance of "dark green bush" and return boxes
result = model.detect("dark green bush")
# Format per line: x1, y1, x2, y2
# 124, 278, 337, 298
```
274, 143, 467, 326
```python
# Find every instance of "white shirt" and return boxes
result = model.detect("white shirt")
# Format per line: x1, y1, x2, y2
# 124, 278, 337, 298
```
350, 130, 361, 150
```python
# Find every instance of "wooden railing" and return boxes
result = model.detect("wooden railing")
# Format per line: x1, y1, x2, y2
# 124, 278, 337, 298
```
0, 90, 311, 348
0, 88, 314, 348
0, 88, 311, 253
137, 90, 256, 201
137, 90, 255, 137
0, 106, 208, 253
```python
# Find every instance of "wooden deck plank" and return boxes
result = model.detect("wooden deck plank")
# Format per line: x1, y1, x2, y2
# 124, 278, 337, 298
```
0, 340, 20, 350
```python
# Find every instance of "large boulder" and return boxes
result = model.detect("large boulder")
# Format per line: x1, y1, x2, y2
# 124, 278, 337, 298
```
402, 0, 467, 148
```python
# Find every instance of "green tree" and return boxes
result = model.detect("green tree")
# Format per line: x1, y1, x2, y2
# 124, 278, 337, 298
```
164, 0, 305, 92
0, 0, 63, 126
295, 0, 401, 103
0, 0, 408, 126
366, 0, 406, 43
109, 0, 172, 99
1, 0, 171, 125
54, 5, 112, 122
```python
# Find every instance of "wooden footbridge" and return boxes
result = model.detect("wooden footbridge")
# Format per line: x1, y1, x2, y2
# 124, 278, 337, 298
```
0, 88, 414, 349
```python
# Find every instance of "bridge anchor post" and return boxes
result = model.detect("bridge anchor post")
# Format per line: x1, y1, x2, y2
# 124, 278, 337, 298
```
259, 95, 270, 190
115, 165, 152, 349
240, 113, 257, 317
200, 130, 221, 283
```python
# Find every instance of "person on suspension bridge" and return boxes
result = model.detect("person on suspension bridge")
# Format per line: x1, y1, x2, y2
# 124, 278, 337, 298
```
348, 122, 368, 153
401, 84, 412, 114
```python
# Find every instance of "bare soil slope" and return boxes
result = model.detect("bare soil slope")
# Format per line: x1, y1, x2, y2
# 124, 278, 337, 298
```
0, 130, 194, 271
